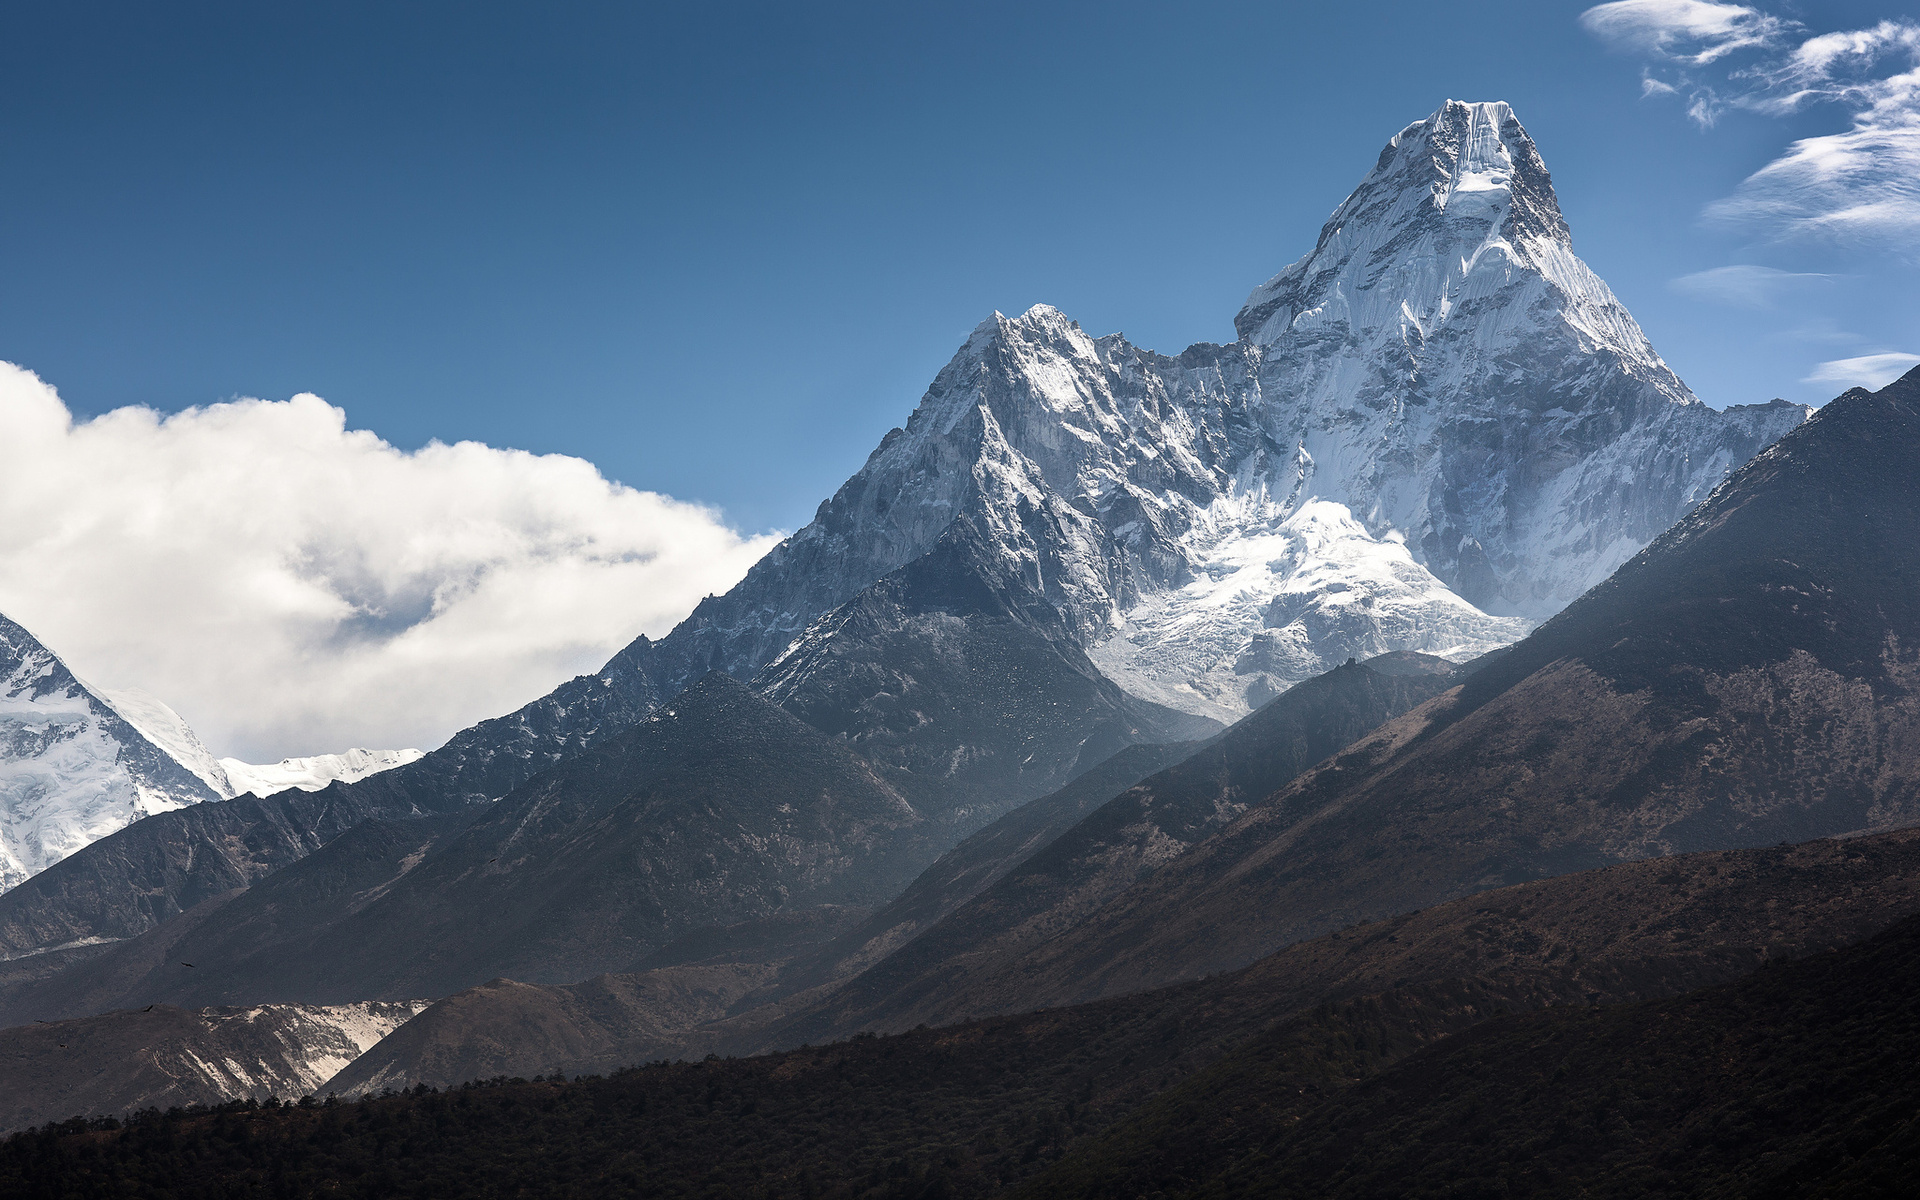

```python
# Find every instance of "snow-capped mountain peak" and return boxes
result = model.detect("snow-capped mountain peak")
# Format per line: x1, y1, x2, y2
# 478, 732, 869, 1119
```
96, 687, 233, 799
621, 101, 1808, 727
0, 616, 222, 893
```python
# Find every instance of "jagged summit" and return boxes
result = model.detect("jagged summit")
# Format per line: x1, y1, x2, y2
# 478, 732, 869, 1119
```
1236, 98, 1574, 341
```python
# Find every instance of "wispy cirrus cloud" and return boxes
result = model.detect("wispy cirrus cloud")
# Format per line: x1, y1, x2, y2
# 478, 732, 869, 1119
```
1582, 4, 1920, 247
1579, 1, 1790, 66
1802, 352, 1920, 390
1669, 263, 1831, 308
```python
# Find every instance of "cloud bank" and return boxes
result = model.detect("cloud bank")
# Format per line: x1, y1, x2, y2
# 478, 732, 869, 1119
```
0, 362, 780, 761
1583, 4, 1920, 246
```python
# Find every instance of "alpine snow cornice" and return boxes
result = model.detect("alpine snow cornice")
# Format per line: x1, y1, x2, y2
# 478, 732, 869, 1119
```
626, 100, 1807, 726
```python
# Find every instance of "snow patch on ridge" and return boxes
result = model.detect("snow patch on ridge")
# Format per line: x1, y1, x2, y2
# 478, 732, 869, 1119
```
218, 748, 426, 798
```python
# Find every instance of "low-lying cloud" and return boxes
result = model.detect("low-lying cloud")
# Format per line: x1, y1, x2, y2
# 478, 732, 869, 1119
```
1582, 4, 1920, 247
0, 362, 781, 761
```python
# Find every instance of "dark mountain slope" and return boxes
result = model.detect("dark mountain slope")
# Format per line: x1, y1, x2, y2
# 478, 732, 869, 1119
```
0, 813, 474, 1026
299, 652, 1454, 1084
760, 652, 1460, 1044
326, 813, 1920, 1103
0, 999, 425, 1135
0, 641, 667, 961
0, 788, 445, 963
12, 829, 1920, 1196
757, 516, 1218, 830
187, 674, 925, 1003
939, 370, 1920, 1013
758, 739, 1202, 1001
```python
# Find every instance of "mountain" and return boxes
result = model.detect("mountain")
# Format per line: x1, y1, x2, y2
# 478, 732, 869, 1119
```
10, 675, 939, 1012
623, 99, 1804, 730
0, 641, 668, 959
0, 614, 223, 895
922, 366, 1920, 1017
0, 99, 1806, 976
1037, 900, 1920, 1199
0, 999, 426, 1133
325, 827, 1920, 1100
299, 652, 1465, 1083
753, 515, 1217, 825
0, 612, 426, 906
0, 813, 476, 1026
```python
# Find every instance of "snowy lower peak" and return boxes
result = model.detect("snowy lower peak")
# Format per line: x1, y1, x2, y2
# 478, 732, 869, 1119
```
646, 99, 1806, 724
217, 748, 427, 798
1, 612, 421, 893
102, 687, 424, 799
1, 618, 221, 893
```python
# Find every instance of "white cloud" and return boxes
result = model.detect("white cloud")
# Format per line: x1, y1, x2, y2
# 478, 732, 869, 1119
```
1706, 67, 1920, 243
1581, 5, 1920, 246
1802, 352, 1920, 389
1579, 1, 1789, 65
0, 362, 781, 761
1668, 263, 1830, 307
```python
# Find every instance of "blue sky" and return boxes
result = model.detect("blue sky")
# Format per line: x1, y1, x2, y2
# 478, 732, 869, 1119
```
4, 0, 1913, 534
1, 0, 1916, 758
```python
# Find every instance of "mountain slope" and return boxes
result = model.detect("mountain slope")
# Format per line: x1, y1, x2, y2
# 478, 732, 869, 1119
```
0, 640, 669, 959
1042, 905, 1920, 1200
96, 675, 931, 1005
762, 651, 1461, 1043
0, 813, 475, 1026
310, 652, 1464, 1084
945, 367, 1920, 1014
755, 515, 1217, 826
0, 999, 427, 1133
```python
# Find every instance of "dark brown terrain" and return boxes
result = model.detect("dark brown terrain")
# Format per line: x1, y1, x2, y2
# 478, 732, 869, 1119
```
327, 825, 1920, 1097
760, 651, 1461, 1045
10, 828, 1920, 1188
